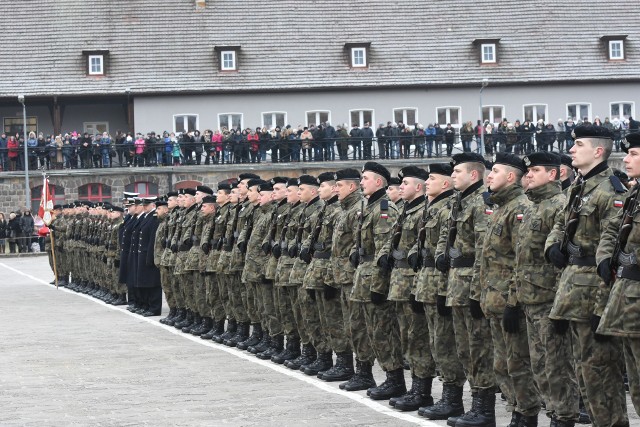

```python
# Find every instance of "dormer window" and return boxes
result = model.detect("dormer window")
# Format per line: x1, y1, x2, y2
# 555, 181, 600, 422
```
601, 35, 627, 60
82, 49, 109, 76
473, 39, 500, 64
214, 46, 241, 71
344, 42, 370, 68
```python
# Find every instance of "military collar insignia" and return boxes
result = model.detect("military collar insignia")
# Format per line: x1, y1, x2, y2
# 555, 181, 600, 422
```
492, 154, 497, 163
623, 138, 630, 150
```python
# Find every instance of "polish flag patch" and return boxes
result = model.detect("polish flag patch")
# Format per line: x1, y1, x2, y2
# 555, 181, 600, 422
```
485, 208, 493, 215
516, 213, 523, 221
614, 200, 623, 208
380, 213, 389, 219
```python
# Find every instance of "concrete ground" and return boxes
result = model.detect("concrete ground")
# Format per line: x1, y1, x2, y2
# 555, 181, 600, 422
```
0, 256, 637, 426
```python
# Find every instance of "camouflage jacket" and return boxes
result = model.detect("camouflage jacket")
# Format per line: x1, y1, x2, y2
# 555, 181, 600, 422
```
263, 199, 289, 280
331, 190, 364, 286
230, 200, 255, 272
207, 203, 231, 273
351, 189, 399, 301
546, 165, 625, 321
383, 196, 426, 301
160, 207, 180, 267
153, 216, 167, 267
217, 202, 240, 274
303, 196, 340, 290
410, 190, 454, 304
513, 182, 565, 306
241, 203, 274, 283
289, 197, 325, 285
173, 204, 199, 275
185, 208, 207, 271
436, 180, 488, 307
275, 202, 305, 286
479, 184, 530, 317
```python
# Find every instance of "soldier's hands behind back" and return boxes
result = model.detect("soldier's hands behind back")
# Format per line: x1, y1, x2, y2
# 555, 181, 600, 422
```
436, 295, 452, 317
551, 318, 570, 334
469, 298, 484, 319
299, 247, 311, 263
435, 255, 449, 273
323, 284, 338, 301
349, 251, 359, 268
590, 314, 611, 342
377, 254, 392, 271
261, 241, 270, 255
546, 243, 568, 269
502, 305, 520, 333
597, 258, 611, 286
370, 291, 387, 305
409, 294, 425, 314
408, 252, 420, 272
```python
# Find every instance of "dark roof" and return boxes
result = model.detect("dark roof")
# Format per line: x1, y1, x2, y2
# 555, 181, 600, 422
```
2, 0, 639, 97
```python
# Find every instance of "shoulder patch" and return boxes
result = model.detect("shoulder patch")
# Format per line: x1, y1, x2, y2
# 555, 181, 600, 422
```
609, 175, 627, 194
482, 191, 494, 207
380, 199, 389, 211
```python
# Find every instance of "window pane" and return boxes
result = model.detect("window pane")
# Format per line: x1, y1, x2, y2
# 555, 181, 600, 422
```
219, 115, 229, 130
231, 114, 242, 130
363, 111, 372, 125
580, 105, 589, 120
350, 111, 359, 126
175, 116, 185, 133
394, 110, 403, 124
136, 183, 145, 194
263, 114, 273, 129
90, 185, 100, 196
450, 109, 459, 125
78, 185, 89, 197
623, 104, 632, 118
319, 112, 329, 124
567, 105, 576, 120
482, 106, 491, 123
437, 109, 446, 125
275, 113, 285, 127
307, 112, 315, 125
524, 106, 534, 122
406, 110, 416, 125
494, 107, 503, 122
536, 107, 546, 122
611, 104, 620, 117
187, 116, 197, 132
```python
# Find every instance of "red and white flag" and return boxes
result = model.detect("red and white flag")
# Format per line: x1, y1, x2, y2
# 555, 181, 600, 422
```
39, 176, 53, 224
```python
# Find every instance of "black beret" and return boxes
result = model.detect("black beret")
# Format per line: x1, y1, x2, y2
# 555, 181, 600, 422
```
388, 177, 402, 186
398, 166, 429, 181
493, 153, 526, 172
484, 160, 493, 170
572, 124, 613, 140
362, 162, 391, 183
317, 172, 335, 184
622, 132, 640, 153
183, 188, 196, 196
334, 168, 361, 181
258, 182, 274, 192
559, 154, 573, 168
451, 152, 486, 167
111, 206, 125, 212
247, 178, 266, 188
166, 191, 179, 198
613, 169, 629, 183
270, 176, 289, 185
238, 173, 260, 182
196, 185, 214, 195
286, 178, 299, 187
427, 163, 453, 176
201, 195, 217, 204
298, 175, 319, 186
230, 182, 238, 189
53, 204, 62, 210
217, 182, 232, 191
523, 152, 560, 168
142, 197, 157, 205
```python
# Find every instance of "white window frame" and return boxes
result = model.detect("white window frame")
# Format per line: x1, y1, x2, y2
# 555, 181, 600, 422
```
305, 110, 332, 127
88, 55, 104, 75
610, 101, 635, 120
217, 113, 243, 131
436, 106, 462, 127
393, 108, 418, 126
173, 114, 199, 134
349, 109, 374, 128
261, 111, 287, 129
351, 47, 367, 68
609, 40, 624, 60
481, 43, 496, 64
83, 122, 109, 136
221, 50, 237, 71
481, 105, 505, 125
566, 103, 592, 122
522, 104, 548, 123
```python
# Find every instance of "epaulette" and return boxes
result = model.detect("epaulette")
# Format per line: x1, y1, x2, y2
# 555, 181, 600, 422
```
482, 191, 494, 207
609, 175, 627, 194
380, 199, 389, 211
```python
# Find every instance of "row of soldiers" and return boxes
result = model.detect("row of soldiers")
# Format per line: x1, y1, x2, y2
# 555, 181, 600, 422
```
44, 124, 640, 427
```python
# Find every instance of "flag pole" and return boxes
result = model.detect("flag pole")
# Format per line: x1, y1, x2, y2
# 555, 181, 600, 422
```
41, 168, 58, 288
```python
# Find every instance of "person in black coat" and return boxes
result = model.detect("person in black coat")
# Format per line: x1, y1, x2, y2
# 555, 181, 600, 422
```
126, 199, 145, 311
118, 193, 140, 307
135, 197, 162, 316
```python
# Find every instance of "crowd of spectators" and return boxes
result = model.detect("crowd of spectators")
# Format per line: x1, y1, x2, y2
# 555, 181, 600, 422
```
0, 209, 43, 254
1, 115, 638, 171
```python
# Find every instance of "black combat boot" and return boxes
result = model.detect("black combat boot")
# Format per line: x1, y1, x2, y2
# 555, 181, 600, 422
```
286, 344, 316, 370
342, 360, 377, 392
57, 276, 67, 287
167, 308, 185, 326
321, 352, 355, 382
249, 330, 271, 354
202, 318, 224, 340
419, 382, 465, 419
550, 418, 575, 427
225, 322, 249, 347
507, 412, 522, 427
303, 352, 333, 376
175, 309, 193, 329
217, 319, 236, 343
183, 313, 201, 333
394, 376, 434, 411
193, 316, 212, 336
369, 368, 407, 401
454, 388, 496, 427
160, 307, 177, 325
271, 336, 300, 364
237, 323, 263, 350
113, 293, 128, 306
447, 391, 477, 426
257, 334, 284, 360
517, 414, 538, 427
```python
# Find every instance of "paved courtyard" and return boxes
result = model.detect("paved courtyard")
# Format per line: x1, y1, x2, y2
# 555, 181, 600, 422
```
0, 256, 637, 426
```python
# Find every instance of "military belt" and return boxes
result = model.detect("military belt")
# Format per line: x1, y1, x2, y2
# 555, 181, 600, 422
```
313, 242, 326, 251
617, 264, 640, 281
313, 250, 331, 259
423, 256, 435, 268
568, 255, 596, 267
395, 259, 411, 269
222, 245, 233, 252
360, 255, 374, 262
617, 251, 638, 267
450, 256, 475, 268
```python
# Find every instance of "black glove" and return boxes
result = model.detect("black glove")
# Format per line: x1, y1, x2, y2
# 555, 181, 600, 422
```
49, 224, 55, 231
435, 254, 449, 273
323, 284, 339, 301
114, 259, 120, 268
307, 289, 316, 301
288, 244, 299, 258
171, 244, 178, 253
546, 243, 568, 269
469, 298, 484, 319
409, 294, 425, 314
299, 247, 311, 264
370, 291, 387, 305
237, 241, 247, 254
102, 254, 107, 263
272, 243, 282, 259
179, 242, 189, 251
161, 239, 167, 249
597, 258, 612, 286
552, 318, 570, 334
408, 252, 420, 272
590, 315, 611, 342
184, 239, 193, 250
436, 295, 452, 317
377, 254, 392, 272
201, 242, 211, 255
349, 251, 359, 268
261, 241, 270, 255
502, 305, 521, 334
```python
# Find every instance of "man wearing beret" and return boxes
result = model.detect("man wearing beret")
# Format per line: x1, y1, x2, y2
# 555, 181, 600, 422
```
515, 152, 578, 425
411, 164, 466, 420
379, 166, 434, 411
387, 177, 404, 212
545, 124, 628, 426
481, 153, 538, 425
435, 152, 496, 426
598, 132, 640, 418
159, 191, 182, 325
559, 153, 576, 191
351, 162, 403, 400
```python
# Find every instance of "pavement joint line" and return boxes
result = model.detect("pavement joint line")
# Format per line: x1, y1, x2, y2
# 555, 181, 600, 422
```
0, 261, 439, 426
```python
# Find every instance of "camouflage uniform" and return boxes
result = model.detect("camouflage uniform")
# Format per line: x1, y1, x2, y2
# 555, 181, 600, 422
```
217, 202, 243, 323
172, 203, 199, 313
185, 207, 208, 318
234, 201, 259, 324
515, 181, 578, 421
261, 199, 287, 338
207, 202, 231, 324
481, 183, 539, 416
546, 165, 628, 426
160, 206, 182, 310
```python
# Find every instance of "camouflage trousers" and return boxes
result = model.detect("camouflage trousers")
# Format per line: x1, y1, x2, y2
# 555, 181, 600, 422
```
344, 285, 374, 364
192, 271, 208, 317
204, 273, 225, 321
171, 270, 186, 308
317, 285, 351, 353
289, 285, 313, 347
623, 337, 640, 416
180, 272, 196, 312
452, 306, 496, 391
216, 273, 232, 320
570, 321, 628, 427
524, 303, 578, 421
399, 301, 436, 379
225, 272, 249, 323
244, 281, 260, 324
425, 304, 466, 387
301, 289, 330, 353
277, 285, 300, 340
160, 266, 176, 308
364, 301, 403, 372
257, 282, 281, 336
